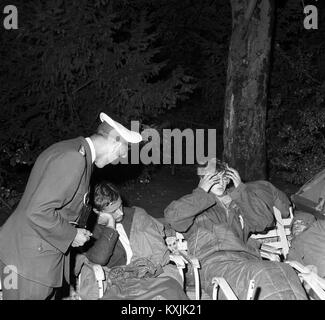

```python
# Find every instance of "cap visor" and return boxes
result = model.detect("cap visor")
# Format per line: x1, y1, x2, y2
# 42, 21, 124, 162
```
100, 112, 142, 143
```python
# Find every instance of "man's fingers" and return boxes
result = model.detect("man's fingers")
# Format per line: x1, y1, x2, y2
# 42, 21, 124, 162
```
225, 171, 235, 179
225, 168, 241, 187
227, 168, 239, 177
200, 174, 213, 185
208, 177, 221, 186
208, 173, 222, 181
83, 234, 90, 242
211, 178, 221, 184
202, 174, 213, 181
226, 168, 235, 174
81, 229, 92, 237
226, 170, 239, 180
230, 168, 240, 177
72, 241, 81, 247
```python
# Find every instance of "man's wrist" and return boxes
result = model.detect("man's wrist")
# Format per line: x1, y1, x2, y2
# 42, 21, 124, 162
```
198, 186, 208, 193
107, 220, 116, 229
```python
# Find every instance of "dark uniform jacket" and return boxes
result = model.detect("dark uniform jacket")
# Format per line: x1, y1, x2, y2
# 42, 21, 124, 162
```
0, 137, 93, 287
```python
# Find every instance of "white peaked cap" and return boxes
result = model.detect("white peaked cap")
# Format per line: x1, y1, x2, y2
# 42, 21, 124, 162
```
99, 112, 143, 143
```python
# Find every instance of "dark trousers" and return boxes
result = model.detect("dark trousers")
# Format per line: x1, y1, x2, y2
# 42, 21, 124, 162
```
0, 260, 56, 300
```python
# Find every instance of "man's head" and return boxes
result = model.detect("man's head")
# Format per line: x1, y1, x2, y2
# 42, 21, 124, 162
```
91, 113, 142, 168
197, 158, 231, 196
93, 181, 124, 224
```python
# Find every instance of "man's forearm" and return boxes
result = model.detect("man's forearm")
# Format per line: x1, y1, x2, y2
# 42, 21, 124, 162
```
86, 226, 119, 265
164, 188, 216, 232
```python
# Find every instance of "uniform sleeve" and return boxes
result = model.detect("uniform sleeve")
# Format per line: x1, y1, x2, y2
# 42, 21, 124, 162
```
26, 151, 84, 253
164, 188, 216, 232
85, 225, 119, 266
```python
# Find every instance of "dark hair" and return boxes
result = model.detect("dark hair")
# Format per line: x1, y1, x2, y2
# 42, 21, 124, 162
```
197, 158, 228, 176
96, 121, 114, 138
213, 158, 228, 173
93, 181, 120, 211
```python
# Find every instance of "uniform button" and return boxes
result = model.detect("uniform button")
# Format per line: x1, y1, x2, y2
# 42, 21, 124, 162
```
38, 244, 43, 252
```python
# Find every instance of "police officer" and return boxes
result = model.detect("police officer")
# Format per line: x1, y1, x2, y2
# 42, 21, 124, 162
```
0, 113, 142, 299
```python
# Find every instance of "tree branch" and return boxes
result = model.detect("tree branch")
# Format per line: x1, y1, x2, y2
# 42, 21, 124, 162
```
72, 79, 95, 95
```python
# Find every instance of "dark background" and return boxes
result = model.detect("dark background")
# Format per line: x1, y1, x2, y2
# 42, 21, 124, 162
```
0, 0, 324, 220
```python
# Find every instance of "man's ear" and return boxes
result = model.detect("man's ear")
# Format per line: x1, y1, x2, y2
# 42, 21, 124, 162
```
112, 141, 122, 152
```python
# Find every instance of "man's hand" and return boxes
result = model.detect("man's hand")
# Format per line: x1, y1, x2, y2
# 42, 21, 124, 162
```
292, 219, 308, 237
71, 228, 92, 247
93, 208, 117, 229
316, 198, 325, 212
198, 173, 222, 193
104, 213, 116, 229
225, 167, 242, 188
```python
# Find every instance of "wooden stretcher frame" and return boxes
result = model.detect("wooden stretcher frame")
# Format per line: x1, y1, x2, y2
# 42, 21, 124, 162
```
285, 260, 325, 300
250, 206, 293, 259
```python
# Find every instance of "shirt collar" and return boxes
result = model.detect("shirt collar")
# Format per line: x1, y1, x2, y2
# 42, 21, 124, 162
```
85, 137, 96, 164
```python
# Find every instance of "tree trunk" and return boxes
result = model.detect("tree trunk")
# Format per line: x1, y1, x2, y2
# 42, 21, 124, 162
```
223, 0, 274, 181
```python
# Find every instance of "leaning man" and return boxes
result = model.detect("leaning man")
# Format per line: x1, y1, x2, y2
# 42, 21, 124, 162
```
0, 112, 142, 300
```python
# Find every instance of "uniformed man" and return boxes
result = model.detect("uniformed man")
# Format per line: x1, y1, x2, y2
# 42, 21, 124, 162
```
0, 112, 142, 300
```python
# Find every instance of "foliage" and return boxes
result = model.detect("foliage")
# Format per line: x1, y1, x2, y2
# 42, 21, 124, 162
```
113, 0, 231, 121
0, 0, 196, 190
2, 0, 323, 193
150, 0, 231, 120
267, 91, 325, 185
267, 0, 325, 185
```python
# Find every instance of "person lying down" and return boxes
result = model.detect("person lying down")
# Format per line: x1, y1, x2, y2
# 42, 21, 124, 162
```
164, 158, 308, 300
75, 181, 188, 300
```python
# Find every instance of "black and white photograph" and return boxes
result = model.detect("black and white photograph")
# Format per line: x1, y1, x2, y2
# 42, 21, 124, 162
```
0, 0, 325, 307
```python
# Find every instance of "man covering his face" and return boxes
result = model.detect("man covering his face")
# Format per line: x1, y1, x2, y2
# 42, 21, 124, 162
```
164, 158, 307, 300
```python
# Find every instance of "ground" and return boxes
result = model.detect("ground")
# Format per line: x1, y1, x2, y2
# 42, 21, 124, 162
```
0, 164, 300, 226
119, 165, 199, 218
